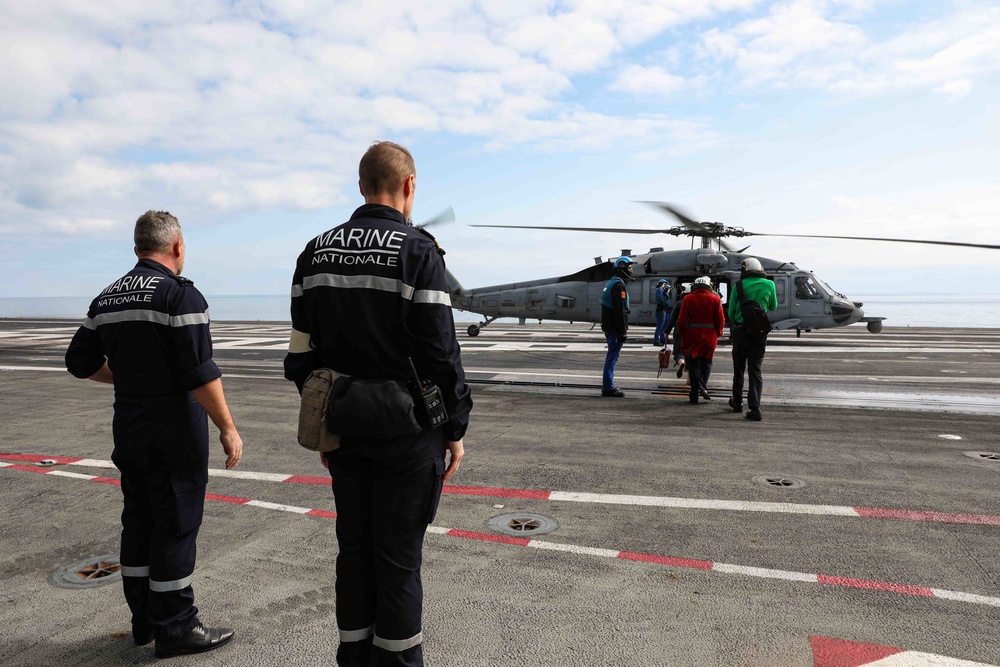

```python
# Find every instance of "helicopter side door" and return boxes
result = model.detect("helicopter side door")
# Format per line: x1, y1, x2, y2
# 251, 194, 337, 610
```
769, 275, 793, 323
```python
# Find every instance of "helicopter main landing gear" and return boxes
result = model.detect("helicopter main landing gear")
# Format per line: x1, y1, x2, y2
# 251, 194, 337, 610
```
467, 316, 499, 337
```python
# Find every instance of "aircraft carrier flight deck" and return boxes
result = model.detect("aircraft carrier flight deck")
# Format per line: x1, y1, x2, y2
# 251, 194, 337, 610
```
1, 319, 998, 666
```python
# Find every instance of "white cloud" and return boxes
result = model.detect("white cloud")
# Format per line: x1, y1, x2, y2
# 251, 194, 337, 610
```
612, 64, 686, 95
1, 0, 998, 247
699, 0, 1000, 97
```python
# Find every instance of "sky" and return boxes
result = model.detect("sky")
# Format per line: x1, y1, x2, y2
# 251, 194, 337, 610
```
2, 0, 998, 301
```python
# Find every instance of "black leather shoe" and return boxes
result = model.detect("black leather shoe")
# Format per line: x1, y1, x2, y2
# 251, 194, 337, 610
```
155, 625, 235, 658
676, 361, 685, 378
601, 389, 625, 397
699, 390, 712, 401
728, 398, 743, 413
134, 629, 155, 647
745, 409, 762, 422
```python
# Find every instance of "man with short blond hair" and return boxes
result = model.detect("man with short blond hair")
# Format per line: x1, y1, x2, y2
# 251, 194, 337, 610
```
285, 141, 472, 667
358, 140, 415, 195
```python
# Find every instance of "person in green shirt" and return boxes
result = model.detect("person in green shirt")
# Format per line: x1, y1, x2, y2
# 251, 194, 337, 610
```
728, 257, 777, 421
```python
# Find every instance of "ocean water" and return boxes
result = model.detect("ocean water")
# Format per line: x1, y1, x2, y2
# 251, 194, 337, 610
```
2, 294, 999, 328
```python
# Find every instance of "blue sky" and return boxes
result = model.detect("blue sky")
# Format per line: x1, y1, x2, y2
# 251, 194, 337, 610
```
2, 0, 998, 300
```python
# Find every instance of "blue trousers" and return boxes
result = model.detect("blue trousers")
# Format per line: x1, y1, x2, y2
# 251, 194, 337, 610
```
113, 395, 208, 640
603, 331, 625, 391
654, 311, 668, 345
327, 428, 445, 667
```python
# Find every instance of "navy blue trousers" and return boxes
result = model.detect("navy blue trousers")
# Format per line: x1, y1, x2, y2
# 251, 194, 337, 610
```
327, 428, 445, 667
112, 395, 208, 640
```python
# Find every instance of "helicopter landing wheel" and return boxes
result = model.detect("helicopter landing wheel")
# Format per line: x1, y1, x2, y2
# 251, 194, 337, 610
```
467, 325, 480, 337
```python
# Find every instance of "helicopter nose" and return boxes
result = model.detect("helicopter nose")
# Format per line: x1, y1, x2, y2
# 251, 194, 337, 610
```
831, 298, 863, 325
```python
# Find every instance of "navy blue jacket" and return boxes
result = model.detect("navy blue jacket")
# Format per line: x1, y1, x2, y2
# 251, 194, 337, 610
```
65, 258, 221, 397
283, 204, 472, 442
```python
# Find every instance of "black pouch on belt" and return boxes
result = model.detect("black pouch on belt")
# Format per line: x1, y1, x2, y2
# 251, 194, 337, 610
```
325, 377, 424, 439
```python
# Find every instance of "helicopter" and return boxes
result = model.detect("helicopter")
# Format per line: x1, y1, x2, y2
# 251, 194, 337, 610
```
442, 202, 1000, 338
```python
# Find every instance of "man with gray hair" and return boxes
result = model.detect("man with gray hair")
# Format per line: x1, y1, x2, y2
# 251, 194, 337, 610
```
66, 210, 242, 658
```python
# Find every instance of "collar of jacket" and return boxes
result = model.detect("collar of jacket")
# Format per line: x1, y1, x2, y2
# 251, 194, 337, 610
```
350, 203, 408, 226
135, 257, 176, 277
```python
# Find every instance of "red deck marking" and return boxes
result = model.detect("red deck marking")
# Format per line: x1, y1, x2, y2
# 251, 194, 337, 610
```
446, 529, 531, 546
854, 506, 1000, 526
284, 474, 328, 485
91, 477, 121, 486
306, 509, 337, 519
817, 574, 934, 597
7, 464, 51, 474
617, 551, 714, 570
205, 493, 251, 504
0, 453, 82, 465
443, 485, 551, 500
810, 635, 905, 666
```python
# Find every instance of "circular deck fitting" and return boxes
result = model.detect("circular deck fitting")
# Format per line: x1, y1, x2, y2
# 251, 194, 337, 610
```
964, 451, 1000, 462
487, 513, 560, 537
939, 434, 963, 440
49, 554, 122, 590
752, 475, 807, 489
36, 459, 59, 467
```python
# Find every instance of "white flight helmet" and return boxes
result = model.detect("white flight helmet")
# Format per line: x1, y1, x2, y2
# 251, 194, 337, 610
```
693, 276, 713, 289
740, 257, 763, 273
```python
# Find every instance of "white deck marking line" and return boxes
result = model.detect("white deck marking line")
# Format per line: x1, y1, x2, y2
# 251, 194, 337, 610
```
4, 454, 997, 527
548, 491, 861, 516
5, 460, 1000, 609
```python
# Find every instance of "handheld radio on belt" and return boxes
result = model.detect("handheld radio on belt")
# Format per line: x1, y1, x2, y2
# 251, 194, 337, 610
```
408, 358, 448, 429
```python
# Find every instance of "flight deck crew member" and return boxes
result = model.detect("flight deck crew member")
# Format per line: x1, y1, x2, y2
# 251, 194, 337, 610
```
653, 279, 671, 345
676, 276, 725, 403
600, 256, 633, 397
664, 284, 687, 376
283, 141, 472, 667
728, 257, 778, 421
65, 210, 242, 659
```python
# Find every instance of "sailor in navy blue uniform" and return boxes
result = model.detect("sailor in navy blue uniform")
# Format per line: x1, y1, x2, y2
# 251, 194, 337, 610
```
600, 256, 633, 397
65, 211, 242, 659
284, 141, 472, 667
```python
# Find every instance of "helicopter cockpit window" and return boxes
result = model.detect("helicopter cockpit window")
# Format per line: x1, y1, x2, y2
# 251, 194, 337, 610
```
794, 275, 823, 300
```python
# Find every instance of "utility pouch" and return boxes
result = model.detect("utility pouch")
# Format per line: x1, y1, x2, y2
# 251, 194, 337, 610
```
297, 368, 343, 452
326, 377, 423, 440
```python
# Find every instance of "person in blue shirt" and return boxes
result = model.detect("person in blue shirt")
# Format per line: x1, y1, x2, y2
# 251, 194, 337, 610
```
600, 256, 633, 397
653, 279, 671, 345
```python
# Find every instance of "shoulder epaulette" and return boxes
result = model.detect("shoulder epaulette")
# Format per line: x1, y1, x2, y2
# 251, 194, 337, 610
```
416, 226, 446, 256
172, 275, 195, 286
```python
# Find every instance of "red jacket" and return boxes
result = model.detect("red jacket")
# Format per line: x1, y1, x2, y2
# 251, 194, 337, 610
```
676, 286, 725, 359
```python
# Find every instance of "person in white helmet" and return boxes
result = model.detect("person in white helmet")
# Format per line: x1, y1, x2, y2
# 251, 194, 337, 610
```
729, 257, 777, 421
676, 276, 724, 403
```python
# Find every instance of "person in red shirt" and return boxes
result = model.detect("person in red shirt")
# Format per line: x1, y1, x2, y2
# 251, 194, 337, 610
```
676, 276, 725, 404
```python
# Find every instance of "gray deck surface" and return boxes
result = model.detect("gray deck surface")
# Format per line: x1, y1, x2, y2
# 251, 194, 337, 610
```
1, 319, 998, 666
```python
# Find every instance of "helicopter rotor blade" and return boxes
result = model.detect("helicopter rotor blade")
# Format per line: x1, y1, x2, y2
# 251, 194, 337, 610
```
470, 224, 665, 234
638, 201, 703, 230
416, 207, 455, 229
745, 232, 1000, 251
637, 201, 737, 252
